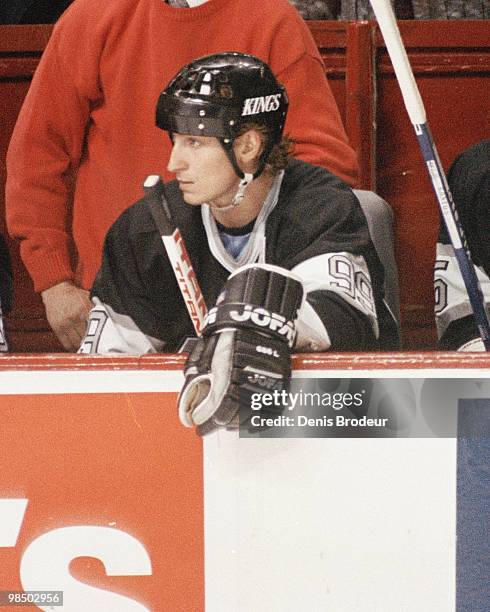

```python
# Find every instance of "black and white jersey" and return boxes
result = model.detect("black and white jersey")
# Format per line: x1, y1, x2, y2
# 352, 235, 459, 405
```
434, 140, 490, 352
435, 237, 490, 352
80, 159, 397, 354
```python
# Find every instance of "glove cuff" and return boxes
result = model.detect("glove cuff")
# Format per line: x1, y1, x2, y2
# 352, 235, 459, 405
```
203, 264, 304, 347
226, 264, 304, 318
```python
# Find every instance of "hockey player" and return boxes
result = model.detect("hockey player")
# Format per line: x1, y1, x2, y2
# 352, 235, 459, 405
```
434, 140, 490, 351
79, 53, 396, 432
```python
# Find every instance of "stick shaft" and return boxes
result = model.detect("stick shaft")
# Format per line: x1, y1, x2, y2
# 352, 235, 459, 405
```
415, 124, 490, 348
144, 176, 207, 336
370, 0, 426, 124
161, 229, 208, 335
369, 0, 490, 350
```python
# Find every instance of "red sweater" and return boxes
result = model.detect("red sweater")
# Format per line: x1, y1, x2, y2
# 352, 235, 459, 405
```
6, 0, 358, 292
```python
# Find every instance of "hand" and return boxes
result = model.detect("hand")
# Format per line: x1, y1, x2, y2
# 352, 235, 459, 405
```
41, 281, 92, 351
179, 327, 293, 435
177, 264, 304, 435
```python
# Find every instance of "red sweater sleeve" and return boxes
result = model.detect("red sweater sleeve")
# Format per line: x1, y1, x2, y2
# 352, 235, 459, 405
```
6, 7, 103, 292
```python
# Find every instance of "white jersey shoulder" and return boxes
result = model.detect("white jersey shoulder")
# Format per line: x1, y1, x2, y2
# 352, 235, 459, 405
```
292, 251, 379, 339
434, 242, 490, 350
79, 299, 165, 355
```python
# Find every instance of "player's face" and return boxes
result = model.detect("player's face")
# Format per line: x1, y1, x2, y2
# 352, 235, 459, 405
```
167, 134, 239, 208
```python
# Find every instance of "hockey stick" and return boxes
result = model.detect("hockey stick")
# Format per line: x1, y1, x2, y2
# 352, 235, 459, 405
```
144, 175, 207, 336
369, 0, 490, 350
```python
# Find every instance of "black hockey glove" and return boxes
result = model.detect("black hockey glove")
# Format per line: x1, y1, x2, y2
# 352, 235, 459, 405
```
178, 264, 304, 435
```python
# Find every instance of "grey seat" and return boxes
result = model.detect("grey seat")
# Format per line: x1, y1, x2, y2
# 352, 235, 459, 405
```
354, 189, 401, 344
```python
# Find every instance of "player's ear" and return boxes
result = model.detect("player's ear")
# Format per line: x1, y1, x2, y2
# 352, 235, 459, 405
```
233, 129, 264, 171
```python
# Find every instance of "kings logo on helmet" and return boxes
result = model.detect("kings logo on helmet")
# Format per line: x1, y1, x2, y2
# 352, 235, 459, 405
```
242, 94, 282, 116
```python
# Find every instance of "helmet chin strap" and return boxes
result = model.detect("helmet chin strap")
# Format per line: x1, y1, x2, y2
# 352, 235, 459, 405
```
232, 172, 254, 206
208, 173, 254, 211
216, 137, 271, 210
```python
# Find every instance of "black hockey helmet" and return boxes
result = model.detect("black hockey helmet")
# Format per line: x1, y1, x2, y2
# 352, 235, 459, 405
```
156, 52, 289, 182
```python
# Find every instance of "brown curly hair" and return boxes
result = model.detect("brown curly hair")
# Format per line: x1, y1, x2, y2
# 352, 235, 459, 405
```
237, 123, 294, 175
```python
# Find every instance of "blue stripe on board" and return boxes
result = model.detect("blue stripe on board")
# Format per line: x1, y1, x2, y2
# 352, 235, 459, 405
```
457, 399, 490, 611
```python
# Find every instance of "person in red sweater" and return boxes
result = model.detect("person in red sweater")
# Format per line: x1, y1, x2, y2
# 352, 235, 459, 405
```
6, 0, 358, 351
